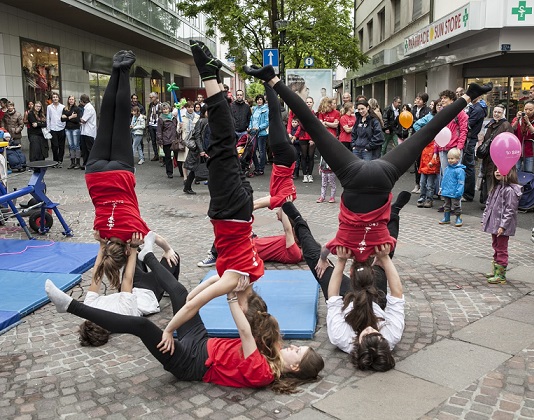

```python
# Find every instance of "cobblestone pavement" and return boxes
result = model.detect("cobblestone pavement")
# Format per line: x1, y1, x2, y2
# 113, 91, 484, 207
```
0, 161, 533, 419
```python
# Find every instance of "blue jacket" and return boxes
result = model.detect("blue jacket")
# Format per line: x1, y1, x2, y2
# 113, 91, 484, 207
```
249, 104, 269, 137
441, 162, 466, 199
413, 113, 434, 132
467, 101, 487, 139
351, 114, 384, 150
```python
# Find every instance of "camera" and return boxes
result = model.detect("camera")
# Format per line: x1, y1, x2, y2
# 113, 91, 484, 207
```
522, 112, 526, 117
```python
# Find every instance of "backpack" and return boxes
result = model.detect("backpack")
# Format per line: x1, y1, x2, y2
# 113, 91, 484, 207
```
6, 147, 26, 170
518, 171, 534, 211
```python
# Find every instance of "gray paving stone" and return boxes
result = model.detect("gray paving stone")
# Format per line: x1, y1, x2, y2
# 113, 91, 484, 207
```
313, 370, 455, 420
453, 315, 534, 354
395, 338, 511, 390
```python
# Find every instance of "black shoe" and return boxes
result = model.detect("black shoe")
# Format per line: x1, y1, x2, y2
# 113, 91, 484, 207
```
151, 156, 159, 161
189, 40, 222, 82
465, 82, 493, 100
183, 188, 196, 195
391, 191, 411, 214
243, 65, 276, 82
167, 174, 173, 178
282, 202, 302, 223
112, 50, 136, 69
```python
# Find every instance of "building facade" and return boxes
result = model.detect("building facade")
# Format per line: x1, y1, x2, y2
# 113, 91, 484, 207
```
0, 0, 236, 117
349, 0, 534, 118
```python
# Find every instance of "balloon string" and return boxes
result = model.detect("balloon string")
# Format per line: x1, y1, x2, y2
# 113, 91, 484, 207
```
0, 241, 56, 256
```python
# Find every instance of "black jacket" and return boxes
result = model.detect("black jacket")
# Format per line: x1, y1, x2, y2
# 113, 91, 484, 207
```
383, 104, 399, 133
230, 100, 252, 132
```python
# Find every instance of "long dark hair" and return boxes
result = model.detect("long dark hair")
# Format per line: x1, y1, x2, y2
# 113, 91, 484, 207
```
356, 99, 380, 122
351, 334, 395, 371
32, 101, 45, 121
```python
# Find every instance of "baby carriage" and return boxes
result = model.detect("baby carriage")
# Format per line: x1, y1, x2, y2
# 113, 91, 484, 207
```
237, 131, 257, 177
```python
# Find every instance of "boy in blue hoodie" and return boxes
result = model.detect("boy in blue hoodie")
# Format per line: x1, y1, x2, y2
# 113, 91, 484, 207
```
439, 147, 465, 227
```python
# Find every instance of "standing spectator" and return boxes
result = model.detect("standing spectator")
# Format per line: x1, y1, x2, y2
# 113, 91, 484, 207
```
368, 98, 384, 128
340, 92, 352, 108
411, 93, 431, 193
434, 90, 468, 198
0, 98, 8, 122
288, 117, 301, 179
62, 96, 82, 169
177, 101, 199, 178
156, 102, 178, 179
147, 92, 162, 161
351, 99, 384, 161
455, 87, 465, 98
249, 94, 269, 176
416, 137, 440, 209
288, 97, 316, 183
79, 94, 96, 170
463, 97, 487, 201
23, 101, 34, 128
438, 148, 465, 227
1, 101, 24, 146
382, 96, 401, 155
130, 106, 146, 165
395, 104, 412, 144
339, 102, 355, 151
183, 105, 209, 195
511, 101, 534, 173
196, 93, 205, 107
230, 89, 251, 139
318, 97, 340, 138
131, 94, 145, 115
46, 93, 66, 167
26, 101, 48, 161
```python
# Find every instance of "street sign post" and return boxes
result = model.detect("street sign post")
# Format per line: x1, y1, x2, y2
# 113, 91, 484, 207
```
263, 49, 279, 74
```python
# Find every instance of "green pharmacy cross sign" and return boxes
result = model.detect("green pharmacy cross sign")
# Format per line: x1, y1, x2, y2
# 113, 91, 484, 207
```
512, 1, 533, 21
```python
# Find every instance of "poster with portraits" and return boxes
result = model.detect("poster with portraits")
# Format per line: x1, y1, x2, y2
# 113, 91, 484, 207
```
285, 69, 333, 112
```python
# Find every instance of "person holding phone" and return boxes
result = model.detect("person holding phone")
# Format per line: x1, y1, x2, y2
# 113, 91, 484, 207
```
511, 101, 534, 173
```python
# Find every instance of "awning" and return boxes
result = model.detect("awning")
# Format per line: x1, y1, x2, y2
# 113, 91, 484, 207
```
134, 66, 149, 78
151, 69, 163, 79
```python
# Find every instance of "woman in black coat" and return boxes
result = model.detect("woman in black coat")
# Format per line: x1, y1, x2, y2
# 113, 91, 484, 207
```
183, 105, 209, 194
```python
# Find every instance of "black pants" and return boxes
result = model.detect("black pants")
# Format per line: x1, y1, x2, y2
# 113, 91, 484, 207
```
205, 92, 253, 220
184, 171, 196, 191
299, 140, 315, 175
462, 137, 477, 200
28, 134, 47, 162
163, 144, 173, 176
50, 129, 66, 163
274, 81, 468, 213
132, 253, 180, 301
86, 62, 135, 174
148, 126, 159, 158
293, 210, 400, 309
67, 252, 209, 381
265, 84, 296, 167
80, 135, 94, 166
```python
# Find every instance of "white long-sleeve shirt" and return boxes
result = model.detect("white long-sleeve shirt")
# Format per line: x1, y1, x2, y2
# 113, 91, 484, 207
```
46, 103, 66, 131
326, 294, 405, 353
83, 288, 160, 316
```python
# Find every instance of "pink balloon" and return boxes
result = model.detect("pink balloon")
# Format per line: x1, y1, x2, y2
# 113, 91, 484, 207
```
490, 132, 521, 175
434, 127, 452, 147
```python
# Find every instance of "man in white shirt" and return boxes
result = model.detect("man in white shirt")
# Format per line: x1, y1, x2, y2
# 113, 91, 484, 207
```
79, 94, 96, 170
46, 93, 66, 167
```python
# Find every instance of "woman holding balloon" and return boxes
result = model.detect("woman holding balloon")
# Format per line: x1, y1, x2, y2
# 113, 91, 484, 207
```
243, 63, 492, 263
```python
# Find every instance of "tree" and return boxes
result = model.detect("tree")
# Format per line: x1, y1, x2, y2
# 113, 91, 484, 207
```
246, 82, 265, 101
177, 0, 367, 77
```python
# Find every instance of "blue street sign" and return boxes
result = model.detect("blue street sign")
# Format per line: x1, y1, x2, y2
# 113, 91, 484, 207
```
304, 57, 315, 67
263, 49, 279, 73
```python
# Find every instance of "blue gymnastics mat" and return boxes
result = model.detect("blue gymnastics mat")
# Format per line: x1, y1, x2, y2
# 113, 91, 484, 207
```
199, 270, 319, 339
0, 270, 81, 333
0, 239, 99, 274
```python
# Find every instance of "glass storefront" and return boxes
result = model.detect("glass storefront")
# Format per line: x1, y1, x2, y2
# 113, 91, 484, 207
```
89, 72, 111, 123
20, 40, 60, 106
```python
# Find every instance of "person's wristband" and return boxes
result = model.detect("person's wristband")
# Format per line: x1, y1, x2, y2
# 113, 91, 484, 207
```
227, 297, 238, 303
130, 244, 139, 249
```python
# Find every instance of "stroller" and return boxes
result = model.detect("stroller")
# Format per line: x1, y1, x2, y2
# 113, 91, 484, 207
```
237, 131, 257, 177
518, 171, 534, 212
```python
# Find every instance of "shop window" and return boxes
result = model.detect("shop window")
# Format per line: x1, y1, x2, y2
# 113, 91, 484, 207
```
358, 28, 364, 49
393, 0, 401, 32
413, 0, 423, 20
466, 77, 511, 121
378, 8, 386, 42
89, 72, 111, 123
367, 19, 374, 49
20, 40, 60, 107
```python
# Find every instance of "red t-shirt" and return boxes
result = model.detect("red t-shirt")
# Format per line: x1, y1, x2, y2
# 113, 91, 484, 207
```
211, 218, 264, 282
254, 235, 302, 264
339, 114, 355, 143
319, 109, 341, 138
269, 163, 297, 209
85, 170, 150, 242
203, 338, 274, 388
326, 194, 396, 262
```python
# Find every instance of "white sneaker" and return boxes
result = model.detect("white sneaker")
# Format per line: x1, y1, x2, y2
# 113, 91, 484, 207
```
138, 159, 145, 165
411, 185, 419, 193
303, 175, 309, 183
308, 175, 314, 182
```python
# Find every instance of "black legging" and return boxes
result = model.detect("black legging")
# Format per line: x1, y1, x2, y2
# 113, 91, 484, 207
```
274, 81, 468, 213
264, 84, 296, 167
206, 92, 253, 221
132, 253, 180, 301
67, 252, 209, 381
86, 59, 135, 174
299, 140, 315, 175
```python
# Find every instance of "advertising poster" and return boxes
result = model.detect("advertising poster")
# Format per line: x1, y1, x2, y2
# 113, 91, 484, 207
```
285, 69, 333, 112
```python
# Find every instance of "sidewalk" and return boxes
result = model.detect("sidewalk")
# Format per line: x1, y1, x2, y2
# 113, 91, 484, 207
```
0, 161, 533, 419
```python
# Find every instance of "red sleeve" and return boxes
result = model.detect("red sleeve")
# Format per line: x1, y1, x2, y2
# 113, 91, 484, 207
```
287, 111, 294, 134
318, 112, 325, 122
237, 349, 274, 388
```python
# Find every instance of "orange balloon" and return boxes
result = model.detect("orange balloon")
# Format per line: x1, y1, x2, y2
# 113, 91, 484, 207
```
399, 111, 413, 129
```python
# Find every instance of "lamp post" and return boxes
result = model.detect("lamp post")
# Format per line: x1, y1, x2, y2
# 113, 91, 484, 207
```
274, 19, 289, 83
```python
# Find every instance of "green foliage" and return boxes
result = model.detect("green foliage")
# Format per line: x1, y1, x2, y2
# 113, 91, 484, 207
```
246, 82, 266, 100
177, 0, 367, 78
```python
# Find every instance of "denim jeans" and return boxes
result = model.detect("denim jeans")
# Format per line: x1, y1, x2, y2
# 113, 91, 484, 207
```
132, 133, 144, 160
352, 147, 373, 161
516, 156, 534, 173
65, 128, 80, 151
419, 173, 436, 201
253, 135, 267, 172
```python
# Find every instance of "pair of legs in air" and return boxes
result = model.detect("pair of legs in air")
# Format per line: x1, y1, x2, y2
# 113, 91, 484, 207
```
46, 250, 210, 381
244, 66, 490, 213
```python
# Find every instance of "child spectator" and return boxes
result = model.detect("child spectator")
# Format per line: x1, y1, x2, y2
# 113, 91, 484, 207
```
481, 167, 522, 284
417, 141, 440, 208
317, 157, 336, 203
438, 148, 465, 227
156, 102, 178, 178
339, 102, 355, 150
289, 117, 301, 179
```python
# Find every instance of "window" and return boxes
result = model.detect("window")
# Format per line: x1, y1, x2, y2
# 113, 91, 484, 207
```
378, 8, 386, 42
413, 0, 423, 19
20, 40, 60, 107
367, 19, 374, 49
358, 28, 364, 49
393, 0, 401, 32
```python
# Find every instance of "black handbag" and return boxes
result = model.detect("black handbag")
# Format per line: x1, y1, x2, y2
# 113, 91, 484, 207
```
476, 139, 491, 159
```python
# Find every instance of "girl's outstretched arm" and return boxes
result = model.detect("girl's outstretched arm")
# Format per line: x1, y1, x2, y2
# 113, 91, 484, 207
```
328, 246, 351, 299
227, 292, 257, 358
374, 244, 402, 298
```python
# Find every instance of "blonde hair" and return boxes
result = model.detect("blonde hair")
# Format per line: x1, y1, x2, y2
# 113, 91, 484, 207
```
447, 147, 461, 160
317, 97, 333, 114
341, 102, 354, 116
